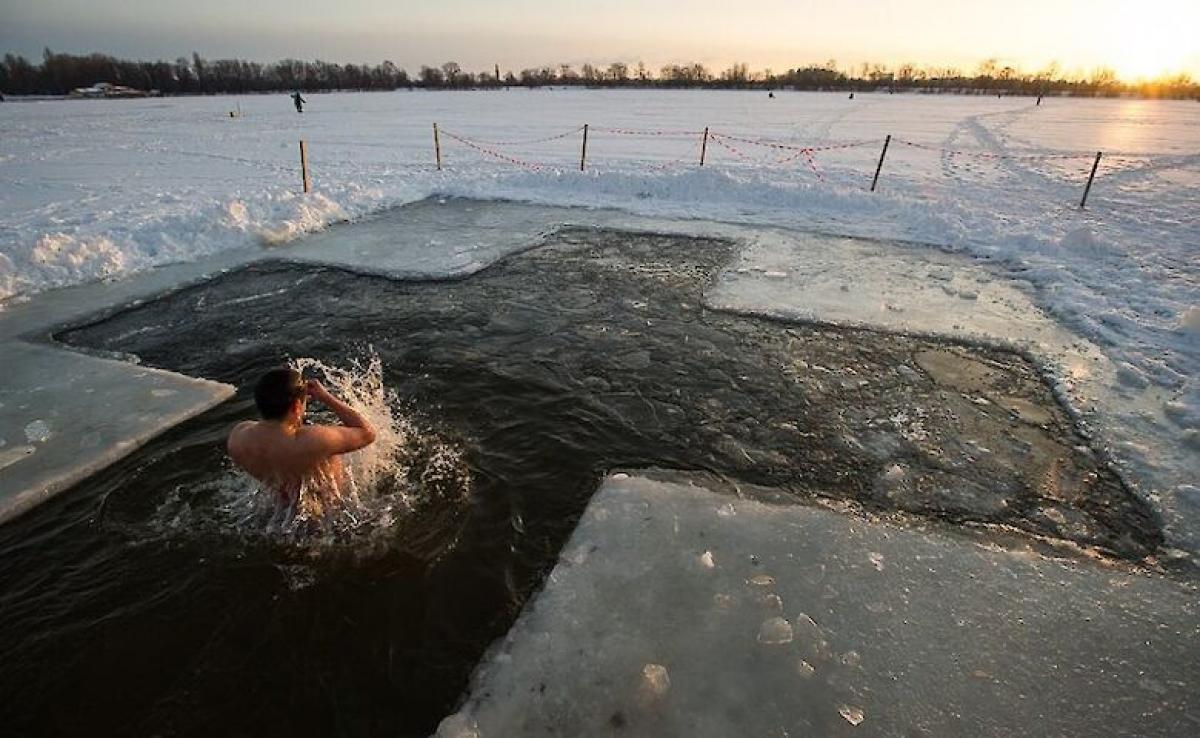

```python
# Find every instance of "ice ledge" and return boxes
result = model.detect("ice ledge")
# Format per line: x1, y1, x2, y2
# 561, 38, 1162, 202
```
438, 471, 1197, 737
0, 342, 233, 525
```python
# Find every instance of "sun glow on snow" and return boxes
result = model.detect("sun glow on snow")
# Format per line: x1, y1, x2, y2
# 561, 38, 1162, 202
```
1099, 2, 1197, 80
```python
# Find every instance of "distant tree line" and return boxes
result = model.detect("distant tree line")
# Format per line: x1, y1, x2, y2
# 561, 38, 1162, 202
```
2, 49, 1197, 100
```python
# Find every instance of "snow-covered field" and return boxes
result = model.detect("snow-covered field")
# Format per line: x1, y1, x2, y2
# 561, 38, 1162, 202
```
1, 89, 1197, 548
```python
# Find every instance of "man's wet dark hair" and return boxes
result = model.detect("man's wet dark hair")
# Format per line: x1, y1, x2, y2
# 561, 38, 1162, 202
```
254, 368, 305, 420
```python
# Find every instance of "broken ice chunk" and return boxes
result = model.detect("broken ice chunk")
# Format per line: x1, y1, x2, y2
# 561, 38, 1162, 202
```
24, 419, 51, 443
434, 713, 480, 738
839, 705, 865, 726
794, 613, 833, 662
760, 592, 783, 611
638, 664, 671, 704
757, 616, 794, 644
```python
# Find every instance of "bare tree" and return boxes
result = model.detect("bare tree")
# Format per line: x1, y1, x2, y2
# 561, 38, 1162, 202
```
419, 65, 444, 87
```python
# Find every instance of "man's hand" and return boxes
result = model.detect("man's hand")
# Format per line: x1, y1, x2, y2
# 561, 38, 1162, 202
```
300, 378, 376, 453
306, 379, 333, 402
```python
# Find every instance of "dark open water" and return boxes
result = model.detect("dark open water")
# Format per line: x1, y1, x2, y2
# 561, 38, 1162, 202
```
0, 228, 1162, 736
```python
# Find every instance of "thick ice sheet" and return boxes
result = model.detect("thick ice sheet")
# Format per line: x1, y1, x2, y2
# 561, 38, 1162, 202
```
439, 472, 1199, 737
0, 342, 232, 523
284, 196, 568, 278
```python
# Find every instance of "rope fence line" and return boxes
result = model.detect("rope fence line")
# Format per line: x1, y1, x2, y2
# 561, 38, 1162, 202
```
800, 148, 824, 182
437, 128, 549, 171
294, 122, 1196, 209
707, 135, 832, 181
443, 126, 585, 148
708, 134, 813, 171
894, 138, 1095, 160
590, 126, 707, 137
712, 132, 877, 153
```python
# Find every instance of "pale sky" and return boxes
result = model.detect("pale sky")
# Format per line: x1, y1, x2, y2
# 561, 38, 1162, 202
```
2, 0, 1197, 80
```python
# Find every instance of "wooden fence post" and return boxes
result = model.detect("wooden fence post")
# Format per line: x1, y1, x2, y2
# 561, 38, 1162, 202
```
580, 124, 589, 172
433, 123, 442, 171
870, 134, 891, 192
1079, 151, 1102, 208
299, 140, 311, 193
700, 127, 710, 166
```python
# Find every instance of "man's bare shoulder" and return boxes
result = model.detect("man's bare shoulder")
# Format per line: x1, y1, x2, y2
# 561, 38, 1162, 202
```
295, 423, 373, 456
227, 420, 261, 450
229, 419, 259, 437
295, 423, 341, 442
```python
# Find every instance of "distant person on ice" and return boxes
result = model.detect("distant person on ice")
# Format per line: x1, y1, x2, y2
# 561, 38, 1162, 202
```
227, 368, 376, 509
291, 91, 306, 113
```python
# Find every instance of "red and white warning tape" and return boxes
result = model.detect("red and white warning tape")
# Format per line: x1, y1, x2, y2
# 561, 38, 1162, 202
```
439, 129, 549, 171
449, 126, 584, 147
592, 126, 706, 137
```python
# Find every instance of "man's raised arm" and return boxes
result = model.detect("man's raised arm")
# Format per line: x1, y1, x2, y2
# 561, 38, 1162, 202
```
304, 380, 377, 454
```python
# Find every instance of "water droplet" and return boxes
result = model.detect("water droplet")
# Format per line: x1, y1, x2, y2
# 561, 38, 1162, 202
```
750, 574, 775, 586
796, 659, 816, 679
700, 550, 715, 569
868, 552, 884, 571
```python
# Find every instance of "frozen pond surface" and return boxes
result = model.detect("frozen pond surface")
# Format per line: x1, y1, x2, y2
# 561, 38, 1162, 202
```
711, 233, 1200, 555
2, 90, 1196, 548
0, 198, 1195, 736
1, 196, 1195, 553
56, 221, 1161, 558
441, 472, 1199, 738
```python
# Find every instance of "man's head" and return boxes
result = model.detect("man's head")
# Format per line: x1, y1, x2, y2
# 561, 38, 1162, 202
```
254, 368, 306, 421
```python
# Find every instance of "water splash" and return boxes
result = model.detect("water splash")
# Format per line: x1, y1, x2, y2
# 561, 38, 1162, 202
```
292, 351, 470, 513
136, 351, 470, 546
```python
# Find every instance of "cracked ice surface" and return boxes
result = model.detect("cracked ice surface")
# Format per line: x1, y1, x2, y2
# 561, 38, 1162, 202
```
440, 472, 1198, 737
710, 231, 1200, 558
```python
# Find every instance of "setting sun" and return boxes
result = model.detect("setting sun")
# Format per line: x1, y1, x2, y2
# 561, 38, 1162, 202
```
1099, 1, 1199, 80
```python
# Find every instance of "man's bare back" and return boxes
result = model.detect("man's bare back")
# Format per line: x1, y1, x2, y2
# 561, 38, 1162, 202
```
228, 370, 376, 509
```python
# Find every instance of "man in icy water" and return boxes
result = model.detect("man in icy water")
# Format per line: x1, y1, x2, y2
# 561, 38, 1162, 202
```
227, 368, 376, 509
